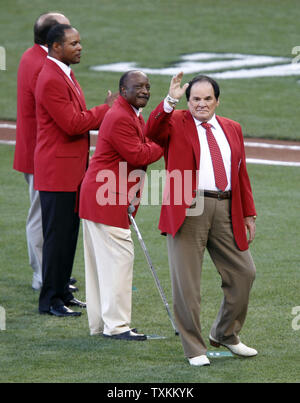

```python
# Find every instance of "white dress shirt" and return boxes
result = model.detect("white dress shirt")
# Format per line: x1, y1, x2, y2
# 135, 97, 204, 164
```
131, 105, 141, 116
46, 55, 78, 90
193, 115, 231, 191
163, 99, 231, 191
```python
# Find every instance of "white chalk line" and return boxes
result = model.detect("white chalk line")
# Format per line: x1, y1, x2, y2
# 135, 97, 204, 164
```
0, 123, 16, 129
46, 129, 300, 151
1, 125, 300, 150
246, 158, 300, 167
1, 125, 300, 167
244, 141, 300, 151
2, 140, 298, 166
0, 140, 15, 145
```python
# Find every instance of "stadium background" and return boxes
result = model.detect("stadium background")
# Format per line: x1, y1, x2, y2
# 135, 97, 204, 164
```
0, 0, 299, 383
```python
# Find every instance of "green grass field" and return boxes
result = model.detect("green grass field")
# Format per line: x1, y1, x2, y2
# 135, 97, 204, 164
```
1, 145, 300, 383
1, 0, 300, 384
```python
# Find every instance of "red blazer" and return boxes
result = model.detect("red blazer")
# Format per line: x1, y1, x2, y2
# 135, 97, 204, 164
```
34, 59, 109, 192
147, 101, 257, 251
13, 44, 47, 174
79, 95, 163, 228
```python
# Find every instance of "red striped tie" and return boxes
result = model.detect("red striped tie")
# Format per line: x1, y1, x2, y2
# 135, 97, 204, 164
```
201, 122, 228, 191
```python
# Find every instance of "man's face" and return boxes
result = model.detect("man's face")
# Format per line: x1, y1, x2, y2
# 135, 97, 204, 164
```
121, 72, 150, 109
59, 28, 82, 65
187, 81, 219, 122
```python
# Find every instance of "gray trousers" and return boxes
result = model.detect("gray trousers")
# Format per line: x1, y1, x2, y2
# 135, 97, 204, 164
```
167, 197, 256, 358
24, 173, 43, 290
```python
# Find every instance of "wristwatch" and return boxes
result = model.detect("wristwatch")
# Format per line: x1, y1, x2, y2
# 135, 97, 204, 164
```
166, 94, 179, 108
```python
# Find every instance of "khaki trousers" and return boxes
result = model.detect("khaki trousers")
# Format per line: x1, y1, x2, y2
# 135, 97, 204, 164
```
167, 197, 256, 358
83, 219, 134, 336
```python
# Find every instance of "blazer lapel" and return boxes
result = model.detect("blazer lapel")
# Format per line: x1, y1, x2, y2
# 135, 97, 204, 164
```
138, 114, 146, 142
216, 116, 241, 190
117, 96, 145, 141
46, 59, 87, 111
63, 74, 86, 111
184, 110, 200, 169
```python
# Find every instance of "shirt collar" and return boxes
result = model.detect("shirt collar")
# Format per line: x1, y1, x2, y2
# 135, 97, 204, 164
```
131, 105, 141, 117
193, 114, 217, 129
39, 45, 48, 53
47, 55, 72, 79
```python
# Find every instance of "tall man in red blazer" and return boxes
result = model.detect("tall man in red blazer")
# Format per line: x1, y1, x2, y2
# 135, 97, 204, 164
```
35, 24, 116, 317
79, 70, 163, 340
13, 12, 70, 291
147, 72, 257, 366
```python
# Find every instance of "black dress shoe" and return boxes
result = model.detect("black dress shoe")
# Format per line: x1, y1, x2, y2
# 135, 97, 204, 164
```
49, 305, 81, 317
69, 277, 77, 285
103, 330, 147, 341
69, 284, 79, 292
65, 298, 86, 308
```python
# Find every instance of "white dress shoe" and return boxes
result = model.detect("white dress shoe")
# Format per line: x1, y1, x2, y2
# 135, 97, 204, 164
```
209, 334, 257, 357
188, 355, 210, 366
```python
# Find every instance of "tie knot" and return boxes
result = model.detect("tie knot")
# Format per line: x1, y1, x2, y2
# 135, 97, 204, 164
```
201, 122, 211, 130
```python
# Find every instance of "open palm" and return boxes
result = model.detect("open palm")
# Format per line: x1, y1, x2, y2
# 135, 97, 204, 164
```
168, 72, 189, 100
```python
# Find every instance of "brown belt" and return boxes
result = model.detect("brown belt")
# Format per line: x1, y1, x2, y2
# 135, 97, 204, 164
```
204, 190, 231, 200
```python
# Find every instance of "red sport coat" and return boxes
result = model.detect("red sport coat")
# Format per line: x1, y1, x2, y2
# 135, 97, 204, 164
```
13, 44, 47, 174
34, 58, 109, 192
147, 101, 257, 251
79, 95, 163, 229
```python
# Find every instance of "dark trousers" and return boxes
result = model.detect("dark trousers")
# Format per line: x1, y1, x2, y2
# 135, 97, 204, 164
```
38, 191, 80, 312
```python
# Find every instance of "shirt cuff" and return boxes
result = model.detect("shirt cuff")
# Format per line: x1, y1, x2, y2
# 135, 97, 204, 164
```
163, 98, 174, 113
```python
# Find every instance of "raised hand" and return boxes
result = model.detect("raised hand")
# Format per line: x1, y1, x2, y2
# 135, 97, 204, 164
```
105, 90, 119, 107
168, 72, 189, 100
